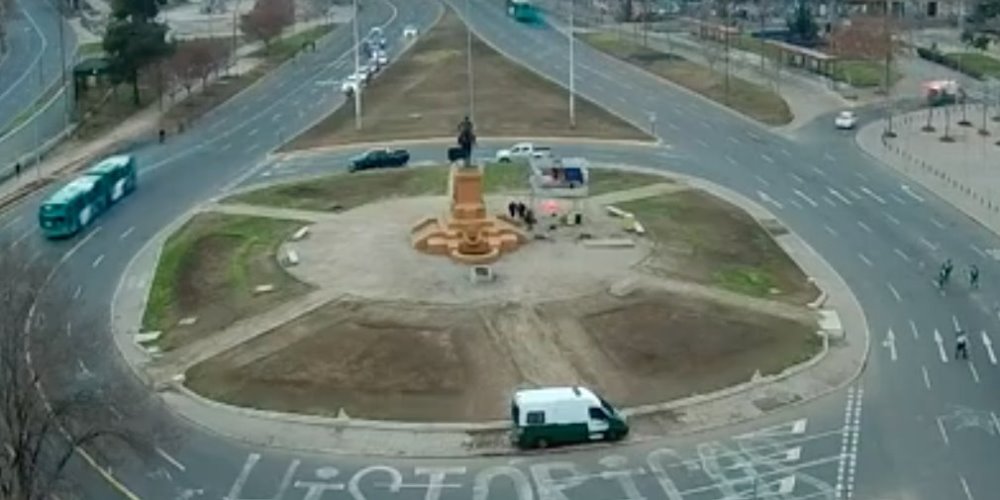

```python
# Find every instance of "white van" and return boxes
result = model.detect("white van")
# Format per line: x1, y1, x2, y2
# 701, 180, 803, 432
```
510, 386, 629, 449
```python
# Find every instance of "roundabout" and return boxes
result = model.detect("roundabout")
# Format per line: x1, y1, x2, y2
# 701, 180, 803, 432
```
2, 0, 1000, 499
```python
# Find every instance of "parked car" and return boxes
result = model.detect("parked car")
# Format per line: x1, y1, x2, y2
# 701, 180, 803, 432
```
374, 50, 389, 67
834, 110, 858, 130
341, 74, 363, 95
403, 25, 419, 38
349, 148, 411, 172
511, 386, 628, 449
495, 142, 551, 162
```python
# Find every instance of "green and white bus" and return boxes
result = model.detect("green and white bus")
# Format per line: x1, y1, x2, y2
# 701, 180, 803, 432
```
38, 155, 137, 239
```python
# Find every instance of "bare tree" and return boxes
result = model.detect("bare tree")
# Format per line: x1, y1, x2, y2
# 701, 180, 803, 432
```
240, 0, 296, 50
0, 244, 154, 500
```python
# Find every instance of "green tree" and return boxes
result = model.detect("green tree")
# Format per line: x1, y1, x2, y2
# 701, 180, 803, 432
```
786, 0, 818, 45
102, 0, 172, 105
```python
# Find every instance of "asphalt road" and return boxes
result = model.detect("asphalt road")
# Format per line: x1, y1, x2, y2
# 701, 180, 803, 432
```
0, 0, 74, 133
1, 0, 1000, 498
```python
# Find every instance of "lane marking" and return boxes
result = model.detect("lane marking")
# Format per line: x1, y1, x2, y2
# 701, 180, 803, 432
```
953, 315, 961, 331
756, 190, 783, 209
72, 285, 82, 300
0, 214, 23, 233
790, 172, 804, 183
922, 365, 931, 390
901, 184, 925, 202
931, 217, 946, 229
66, 321, 72, 337
991, 412, 1000, 436
934, 329, 948, 363
894, 248, 911, 262
156, 447, 186, 471
981, 331, 997, 365
845, 187, 863, 200
248, 127, 259, 137
120, 226, 135, 240
761, 153, 774, 164
824, 152, 836, 162
92, 254, 104, 268
910, 320, 919, 339
857, 221, 872, 233
960, 476, 975, 500
858, 253, 873, 267
728, 136, 740, 144
726, 155, 737, 166
885, 213, 901, 225
855, 171, 869, 181
827, 187, 852, 205
860, 186, 887, 204
937, 417, 950, 445
220, 142, 233, 151
755, 175, 770, 186
970, 244, 986, 258
887, 282, 902, 302
793, 189, 819, 207
811, 165, 827, 177
59, 226, 102, 264
969, 362, 981, 383
883, 329, 897, 361
696, 138, 708, 148
889, 192, 908, 205
822, 195, 836, 207
824, 224, 838, 236
920, 237, 938, 251
788, 199, 804, 210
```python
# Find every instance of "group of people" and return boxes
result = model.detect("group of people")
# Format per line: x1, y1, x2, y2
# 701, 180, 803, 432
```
937, 259, 978, 289
507, 201, 537, 231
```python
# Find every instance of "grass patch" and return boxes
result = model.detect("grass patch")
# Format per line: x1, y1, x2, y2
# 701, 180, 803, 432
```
286, 9, 648, 150
831, 59, 899, 88
143, 213, 311, 351
581, 32, 792, 126
252, 24, 334, 59
619, 190, 817, 304
587, 168, 669, 195
944, 52, 1000, 79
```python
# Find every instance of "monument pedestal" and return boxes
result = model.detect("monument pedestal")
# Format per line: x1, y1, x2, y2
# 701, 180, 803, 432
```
411, 165, 527, 265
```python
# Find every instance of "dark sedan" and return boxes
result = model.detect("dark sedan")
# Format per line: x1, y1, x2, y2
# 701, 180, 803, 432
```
348, 148, 411, 172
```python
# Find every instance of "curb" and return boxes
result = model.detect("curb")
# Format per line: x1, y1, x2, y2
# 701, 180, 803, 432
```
119, 159, 868, 456
277, 136, 659, 160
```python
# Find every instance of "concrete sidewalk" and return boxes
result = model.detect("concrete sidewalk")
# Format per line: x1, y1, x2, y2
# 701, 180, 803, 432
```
857, 106, 1000, 237
111, 163, 869, 457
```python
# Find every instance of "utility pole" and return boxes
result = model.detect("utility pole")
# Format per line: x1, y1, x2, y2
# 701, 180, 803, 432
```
56, 0, 69, 130
466, 0, 474, 123
353, 0, 362, 130
883, 0, 895, 137
569, 0, 576, 127
723, 0, 730, 105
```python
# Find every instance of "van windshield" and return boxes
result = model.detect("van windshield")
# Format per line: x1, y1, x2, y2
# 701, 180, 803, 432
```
599, 398, 617, 415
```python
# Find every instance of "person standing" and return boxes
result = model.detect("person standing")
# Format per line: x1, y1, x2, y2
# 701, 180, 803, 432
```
955, 329, 969, 360
969, 264, 980, 289
14, 162, 21, 179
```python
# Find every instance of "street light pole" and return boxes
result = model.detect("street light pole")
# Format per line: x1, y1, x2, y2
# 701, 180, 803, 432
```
568, 0, 576, 128
353, 0, 362, 130
882, 0, 895, 137
466, 0, 474, 123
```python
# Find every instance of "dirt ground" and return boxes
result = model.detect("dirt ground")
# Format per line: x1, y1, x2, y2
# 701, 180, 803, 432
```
186, 289, 819, 421
621, 191, 818, 305
285, 10, 649, 150
143, 213, 313, 351
581, 32, 792, 126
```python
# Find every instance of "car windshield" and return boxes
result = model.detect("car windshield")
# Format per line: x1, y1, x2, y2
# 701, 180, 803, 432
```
839, 112, 853, 119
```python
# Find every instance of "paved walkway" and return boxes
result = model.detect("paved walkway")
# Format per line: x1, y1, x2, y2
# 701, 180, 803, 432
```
111, 167, 869, 457
857, 105, 1000, 237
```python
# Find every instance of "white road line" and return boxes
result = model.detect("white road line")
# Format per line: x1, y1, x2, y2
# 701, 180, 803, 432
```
92, 255, 104, 268
271, 113, 283, 122
860, 186, 887, 204
72, 286, 82, 300
930, 217, 946, 229
969, 362, 981, 383
9, 227, 33, 249
894, 248, 911, 262
789, 199, 804, 210
755, 175, 770, 186
845, 187, 863, 200
248, 128, 259, 137
937, 417, 950, 445
790, 172, 804, 183
920, 237, 938, 251
696, 138, 709, 147
728, 136, 740, 144
858, 253, 873, 267
793, 189, 819, 207
780, 148, 792, 157
824, 152, 836, 162
156, 447, 187, 471
981, 331, 997, 365
857, 221, 873, 233
922, 365, 931, 390
970, 244, 986, 258
828, 187, 852, 205
220, 142, 233, 151
109, 405, 123, 420
761, 153, 775, 164
901, 184, 926, 202
824, 225, 838, 236
889, 193, 908, 205
0, 215, 23, 233
885, 213, 901, 225
822, 195, 837, 207
991, 412, 1000, 436
887, 282, 902, 302
726, 155, 737, 166
66, 322, 72, 337
667, 122, 680, 131
855, 171, 869, 181
953, 315, 961, 331
934, 330, 949, 363
910, 320, 919, 339
120, 226, 135, 240
884, 329, 897, 361
960, 476, 974, 500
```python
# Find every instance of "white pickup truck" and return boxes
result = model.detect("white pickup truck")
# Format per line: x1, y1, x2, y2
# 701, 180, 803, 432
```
495, 142, 551, 163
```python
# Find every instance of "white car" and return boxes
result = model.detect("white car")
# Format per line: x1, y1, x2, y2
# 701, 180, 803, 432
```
834, 111, 858, 130
375, 50, 389, 67
403, 25, 418, 38
341, 73, 365, 94
495, 142, 551, 162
